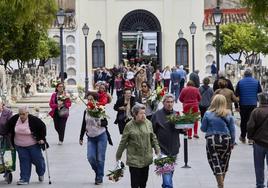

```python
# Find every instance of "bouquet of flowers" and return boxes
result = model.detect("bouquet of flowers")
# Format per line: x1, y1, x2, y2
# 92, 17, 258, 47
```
107, 161, 125, 182
51, 79, 61, 88
87, 100, 108, 119
167, 108, 200, 124
148, 86, 167, 111
154, 155, 176, 175
57, 94, 69, 102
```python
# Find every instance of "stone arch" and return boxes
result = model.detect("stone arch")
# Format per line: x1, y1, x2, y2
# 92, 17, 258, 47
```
206, 32, 214, 42
67, 57, 76, 66
66, 35, 75, 43
67, 67, 76, 76
67, 45, 75, 54
206, 54, 214, 63
119, 9, 162, 68
67, 78, 76, 85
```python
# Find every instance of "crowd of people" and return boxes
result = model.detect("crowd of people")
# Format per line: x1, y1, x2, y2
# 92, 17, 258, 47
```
0, 63, 267, 188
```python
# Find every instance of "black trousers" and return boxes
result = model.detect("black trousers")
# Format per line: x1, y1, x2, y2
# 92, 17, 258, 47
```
199, 105, 208, 121
53, 112, 68, 142
239, 105, 256, 138
129, 166, 149, 188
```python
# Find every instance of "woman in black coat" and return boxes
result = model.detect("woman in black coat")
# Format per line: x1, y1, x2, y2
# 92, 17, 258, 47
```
114, 88, 136, 134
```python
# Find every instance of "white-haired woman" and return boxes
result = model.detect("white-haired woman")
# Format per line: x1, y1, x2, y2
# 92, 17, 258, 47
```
0, 98, 12, 135
201, 94, 236, 188
6, 106, 47, 185
116, 103, 160, 188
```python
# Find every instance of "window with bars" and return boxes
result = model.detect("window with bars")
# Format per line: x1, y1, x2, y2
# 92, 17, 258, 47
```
92, 39, 105, 68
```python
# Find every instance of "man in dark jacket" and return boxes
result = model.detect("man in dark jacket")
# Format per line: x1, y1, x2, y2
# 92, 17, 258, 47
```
6, 106, 47, 185
247, 91, 268, 188
236, 68, 262, 144
152, 94, 183, 188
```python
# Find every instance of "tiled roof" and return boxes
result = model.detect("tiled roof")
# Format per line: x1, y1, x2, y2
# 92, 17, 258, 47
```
204, 8, 251, 27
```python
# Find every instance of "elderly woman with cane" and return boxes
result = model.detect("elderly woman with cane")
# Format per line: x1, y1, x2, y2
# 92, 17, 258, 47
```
6, 106, 48, 185
201, 94, 236, 188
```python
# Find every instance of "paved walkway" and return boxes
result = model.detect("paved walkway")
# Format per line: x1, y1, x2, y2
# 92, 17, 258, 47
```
1, 97, 256, 188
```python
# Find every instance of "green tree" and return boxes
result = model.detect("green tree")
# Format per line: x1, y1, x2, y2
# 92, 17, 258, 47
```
242, 0, 268, 25
218, 23, 268, 64
0, 0, 57, 69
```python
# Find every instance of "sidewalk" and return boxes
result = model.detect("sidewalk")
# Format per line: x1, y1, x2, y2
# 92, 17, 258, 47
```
0, 98, 255, 188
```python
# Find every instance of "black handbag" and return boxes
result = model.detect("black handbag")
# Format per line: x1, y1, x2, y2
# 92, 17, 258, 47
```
58, 107, 69, 118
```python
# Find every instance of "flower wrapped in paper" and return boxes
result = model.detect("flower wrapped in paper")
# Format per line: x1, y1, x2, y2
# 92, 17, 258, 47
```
106, 161, 125, 182
148, 86, 167, 111
167, 108, 200, 129
86, 100, 108, 119
154, 155, 176, 175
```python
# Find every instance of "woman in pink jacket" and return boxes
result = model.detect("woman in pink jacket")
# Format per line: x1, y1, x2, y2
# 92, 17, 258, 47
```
49, 83, 71, 145
179, 80, 201, 139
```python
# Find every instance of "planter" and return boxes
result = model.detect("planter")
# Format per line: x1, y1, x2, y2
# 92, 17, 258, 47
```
175, 123, 194, 129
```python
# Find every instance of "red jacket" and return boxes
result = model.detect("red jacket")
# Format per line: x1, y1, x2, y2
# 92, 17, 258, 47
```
97, 91, 110, 106
49, 92, 72, 118
179, 86, 201, 106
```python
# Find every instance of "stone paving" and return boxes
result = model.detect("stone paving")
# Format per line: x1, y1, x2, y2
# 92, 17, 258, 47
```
0, 97, 256, 188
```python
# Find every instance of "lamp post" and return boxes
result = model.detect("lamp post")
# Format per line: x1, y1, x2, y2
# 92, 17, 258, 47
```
189, 22, 197, 72
82, 23, 89, 96
96, 30, 101, 39
213, 6, 223, 75
56, 8, 65, 83
178, 29, 184, 39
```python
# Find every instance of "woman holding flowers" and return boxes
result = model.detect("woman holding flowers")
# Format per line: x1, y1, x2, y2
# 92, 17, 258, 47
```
79, 92, 109, 185
49, 83, 71, 145
116, 103, 160, 188
201, 94, 236, 188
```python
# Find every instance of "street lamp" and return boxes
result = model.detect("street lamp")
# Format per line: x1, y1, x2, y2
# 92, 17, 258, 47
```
96, 30, 101, 39
178, 29, 184, 39
189, 22, 197, 72
82, 23, 89, 96
56, 8, 65, 83
213, 6, 223, 75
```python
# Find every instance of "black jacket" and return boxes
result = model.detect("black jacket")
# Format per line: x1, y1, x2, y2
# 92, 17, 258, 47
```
6, 114, 47, 148
113, 96, 135, 124
247, 105, 268, 148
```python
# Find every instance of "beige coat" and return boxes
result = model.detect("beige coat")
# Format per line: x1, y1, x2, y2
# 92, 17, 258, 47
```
214, 88, 239, 110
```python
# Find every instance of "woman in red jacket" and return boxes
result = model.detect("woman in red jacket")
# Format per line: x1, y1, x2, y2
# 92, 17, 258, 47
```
49, 83, 71, 145
179, 80, 201, 139
97, 83, 112, 106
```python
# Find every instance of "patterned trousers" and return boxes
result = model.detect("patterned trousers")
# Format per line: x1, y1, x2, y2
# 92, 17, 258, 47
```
206, 134, 232, 175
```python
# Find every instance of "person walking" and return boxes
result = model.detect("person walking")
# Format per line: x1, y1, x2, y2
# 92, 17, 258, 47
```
162, 66, 171, 92
199, 77, 214, 120
49, 83, 72, 145
79, 93, 109, 185
0, 98, 13, 135
189, 70, 200, 88
235, 68, 262, 144
170, 67, 181, 103
6, 106, 48, 185
211, 61, 217, 81
114, 88, 136, 134
177, 65, 187, 92
214, 79, 239, 113
152, 94, 184, 188
179, 81, 201, 139
201, 94, 236, 188
247, 91, 268, 188
116, 103, 160, 188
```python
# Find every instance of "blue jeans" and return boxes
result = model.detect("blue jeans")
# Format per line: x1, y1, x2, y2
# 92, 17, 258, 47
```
87, 132, 107, 182
253, 143, 268, 188
171, 84, 180, 102
162, 171, 174, 188
15, 144, 45, 182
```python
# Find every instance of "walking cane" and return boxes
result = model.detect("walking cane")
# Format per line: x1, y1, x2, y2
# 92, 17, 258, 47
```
44, 143, 52, 184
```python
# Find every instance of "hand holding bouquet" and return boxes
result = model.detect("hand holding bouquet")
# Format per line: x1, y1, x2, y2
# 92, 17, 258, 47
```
87, 100, 108, 119
107, 161, 125, 182
154, 155, 176, 175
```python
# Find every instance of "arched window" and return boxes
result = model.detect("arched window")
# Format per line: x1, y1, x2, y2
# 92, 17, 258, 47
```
176, 38, 189, 68
92, 39, 105, 68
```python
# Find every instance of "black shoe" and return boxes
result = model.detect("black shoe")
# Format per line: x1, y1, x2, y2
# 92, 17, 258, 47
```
95, 179, 103, 185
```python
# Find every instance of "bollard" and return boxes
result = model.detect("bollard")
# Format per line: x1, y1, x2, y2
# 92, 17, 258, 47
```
181, 133, 191, 168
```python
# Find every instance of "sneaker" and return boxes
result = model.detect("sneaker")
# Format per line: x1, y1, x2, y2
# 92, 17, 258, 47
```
95, 179, 103, 185
17, 180, 29, 185
38, 176, 44, 182
193, 135, 199, 139
188, 136, 192, 139
239, 136, 246, 144
57, 141, 63, 145
248, 139, 254, 145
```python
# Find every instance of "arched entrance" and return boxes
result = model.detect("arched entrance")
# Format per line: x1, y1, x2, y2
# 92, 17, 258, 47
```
119, 9, 162, 68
